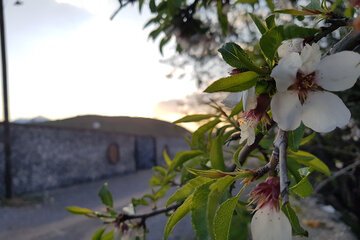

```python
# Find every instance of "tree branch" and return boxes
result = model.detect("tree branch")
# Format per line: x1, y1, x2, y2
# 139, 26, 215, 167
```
116, 203, 181, 224
274, 129, 289, 205
330, 30, 360, 54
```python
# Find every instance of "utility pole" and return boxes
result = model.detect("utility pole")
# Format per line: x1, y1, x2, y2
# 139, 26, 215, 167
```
0, 0, 12, 198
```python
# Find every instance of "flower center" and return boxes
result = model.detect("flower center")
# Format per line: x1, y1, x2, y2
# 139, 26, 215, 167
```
288, 71, 323, 104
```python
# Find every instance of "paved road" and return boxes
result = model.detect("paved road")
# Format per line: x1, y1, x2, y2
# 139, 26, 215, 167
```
0, 170, 194, 240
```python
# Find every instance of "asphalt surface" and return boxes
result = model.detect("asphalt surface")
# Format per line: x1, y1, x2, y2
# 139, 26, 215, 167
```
0, 170, 194, 240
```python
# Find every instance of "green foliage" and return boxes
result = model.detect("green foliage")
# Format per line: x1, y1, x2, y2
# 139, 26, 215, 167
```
98, 183, 114, 208
164, 194, 193, 240
210, 135, 226, 171
101, 230, 114, 240
66, 206, 93, 215
218, 42, 266, 74
249, 13, 267, 35
191, 119, 221, 150
174, 114, 217, 123
168, 150, 204, 172
92, 228, 106, 240
191, 181, 216, 240
288, 123, 306, 152
290, 167, 314, 198
281, 204, 308, 237
204, 72, 258, 93
260, 25, 319, 61
167, 176, 212, 207
217, 1, 229, 35
288, 150, 331, 176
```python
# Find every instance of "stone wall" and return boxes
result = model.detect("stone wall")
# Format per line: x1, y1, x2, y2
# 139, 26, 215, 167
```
0, 124, 189, 196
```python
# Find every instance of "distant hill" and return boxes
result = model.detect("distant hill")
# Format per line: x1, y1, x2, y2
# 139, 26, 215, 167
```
34, 115, 190, 138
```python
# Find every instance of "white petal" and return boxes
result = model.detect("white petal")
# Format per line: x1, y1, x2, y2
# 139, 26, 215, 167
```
251, 205, 292, 240
271, 53, 302, 92
301, 91, 350, 133
271, 91, 302, 131
277, 39, 303, 58
244, 87, 257, 111
222, 92, 243, 108
315, 51, 360, 91
300, 43, 321, 74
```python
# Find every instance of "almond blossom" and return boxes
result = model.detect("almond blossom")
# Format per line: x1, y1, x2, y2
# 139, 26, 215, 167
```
270, 42, 360, 132
250, 177, 292, 240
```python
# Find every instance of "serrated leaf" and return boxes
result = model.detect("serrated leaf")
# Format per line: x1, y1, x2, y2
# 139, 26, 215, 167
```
207, 176, 236, 239
204, 71, 258, 93
167, 176, 213, 207
218, 42, 265, 73
66, 206, 94, 215
288, 150, 330, 176
260, 25, 319, 61
98, 183, 113, 208
92, 228, 106, 240
154, 184, 172, 200
249, 13, 267, 34
281, 203, 308, 237
187, 168, 252, 179
168, 150, 204, 172
191, 181, 215, 240
191, 119, 221, 150
164, 194, 193, 240
288, 123, 305, 152
210, 135, 226, 171
174, 114, 217, 123
214, 195, 239, 240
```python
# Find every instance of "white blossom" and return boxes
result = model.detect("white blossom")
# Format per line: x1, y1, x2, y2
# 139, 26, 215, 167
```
270, 43, 360, 132
222, 86, 257, 111
239, 111, 257, 145
251, 204, 292, 240
121, 228, 143, 240
277, 39, 303, 58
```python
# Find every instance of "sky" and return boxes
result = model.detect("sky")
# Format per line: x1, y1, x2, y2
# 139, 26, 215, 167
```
0, 0, 199, 122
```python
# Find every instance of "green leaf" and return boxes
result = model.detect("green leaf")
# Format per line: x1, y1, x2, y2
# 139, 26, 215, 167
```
274, 9, 317, 15
305, 0, 322, 11
235, 0, 258, 4
191, 181, 215, 240
66, 206, 94, 215
290, 169, 313, 198
138, 0, 144, 12
300, 132, 315, 146
92, 228, 106, 240
288, 123, 305, 152
204, 71, 258, 93
207, 176, 236, 239
132, 197, 149, 207
167, 176, 213, 207
214, 195, 240, 240
159, 35, 172, 55
98, 183, 114, 208
163, 149, 172, 166
168, 150, 204, 172
149, 0, 156, 12
218, 42, 265, 74
217, 1, 229, 35
229, 99, 243, 117
281, 203, 308, 237
288, 150, 330, 176
266, 0, 274, 11
154, 184, 172, 200
174, 114, 217, 123
260, 25, 319, 61
191, 119, 221, 150
164, 194, 193, 240
249, 13, 267, 35
265, 15, 276, 29
187, 168, 252, 179
101, 230, 114, 240
210, 135, 226, 171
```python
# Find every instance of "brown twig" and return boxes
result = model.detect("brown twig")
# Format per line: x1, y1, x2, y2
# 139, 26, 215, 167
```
115, 203, 181, 225
314, 159, 360, 193
274, 129, 289, 205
